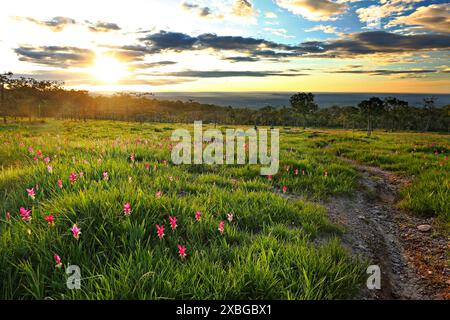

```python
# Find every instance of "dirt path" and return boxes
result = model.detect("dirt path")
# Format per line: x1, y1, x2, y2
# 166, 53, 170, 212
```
322, 158, 449, 300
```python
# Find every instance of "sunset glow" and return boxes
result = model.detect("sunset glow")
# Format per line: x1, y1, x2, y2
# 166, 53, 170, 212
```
0, 0, 448, 93
90, 55, 128, 83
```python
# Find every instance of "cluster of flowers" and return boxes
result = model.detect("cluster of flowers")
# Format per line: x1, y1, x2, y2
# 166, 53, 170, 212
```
7, 200, 234, 268
18, 150, 237, 267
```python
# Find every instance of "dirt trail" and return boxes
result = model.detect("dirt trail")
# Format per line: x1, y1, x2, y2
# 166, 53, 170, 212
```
322, 158, 449, 300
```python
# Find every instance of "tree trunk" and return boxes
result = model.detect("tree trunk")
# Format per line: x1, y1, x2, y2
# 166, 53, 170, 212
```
0, 82, 5, 124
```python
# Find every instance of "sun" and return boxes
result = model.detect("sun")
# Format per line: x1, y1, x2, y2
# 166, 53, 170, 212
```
91, 55, 127, 83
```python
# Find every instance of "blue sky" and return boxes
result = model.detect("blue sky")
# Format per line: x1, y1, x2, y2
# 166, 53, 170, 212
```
245, 0, 449, 44
0, 0, 449, 93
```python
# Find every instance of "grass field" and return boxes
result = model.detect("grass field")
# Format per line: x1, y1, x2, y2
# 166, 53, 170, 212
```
0, 119, 448, 299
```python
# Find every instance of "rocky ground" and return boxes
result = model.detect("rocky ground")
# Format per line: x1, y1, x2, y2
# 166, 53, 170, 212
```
322, 158, 449, 300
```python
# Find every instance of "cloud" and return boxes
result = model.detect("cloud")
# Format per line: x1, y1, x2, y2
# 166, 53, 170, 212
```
181, 2, 223, 19
137, 31, 290, 57
139, 31, 198, 52
305, 24, 340, 35
13, 16, 121, 33
12, 16, 76, 31
131, 61, 177, 70
162, 70, 309, 78
386, 4, 450, 34
118, 77, 196, 86
356, 0, 423, 27
328, 68, 437, 76
14, 46, 95, 67
140, 61, 177, 67
134, 30, 450, 62
225, 56, 259, 62
14, 70, 90, 82
17, 30, 450, 71
319, 31, 450, 56
232, 0, 256, 18
87, 21, 121, 32
265, 11, 278, 18
275, 0, 347, 21
263, 28, 295, 38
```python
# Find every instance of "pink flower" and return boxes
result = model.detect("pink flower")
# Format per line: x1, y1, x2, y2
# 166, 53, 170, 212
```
169, 216, 177, 230
26, 188, 36, 199
282, 185, 287, 193
45, 214, 55, 226
6, 212, 11, 221
295, 169, 299, 176
44, 157, 50, 164
20, 207, 32, 222
177, 244, 187, 259
156, 224, 165, 239
195, 211, 202, 221
218, 220, 225, 234
36, 150, 43, 158
71, 224, 81, 240
57, 179, 63, 189
33, 156, 38, 162
103, 171, 109, 181
28, 146, 34, 154
79, 172, 84, 178
155, 191, 162, 198
69, 172, 77, 183
123, 203, 132, 216
54, 254, 62, 268
47, 165, 53, 173
227, 213, 233, 222
130, 153, 135, 162
267, 175, 272, 181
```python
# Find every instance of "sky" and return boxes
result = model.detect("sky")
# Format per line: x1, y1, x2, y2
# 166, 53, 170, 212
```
0, 0, 449, 93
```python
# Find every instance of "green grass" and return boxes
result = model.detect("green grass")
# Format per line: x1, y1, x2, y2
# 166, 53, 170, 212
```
0, 119, 448, 299
323, 130, 449, 225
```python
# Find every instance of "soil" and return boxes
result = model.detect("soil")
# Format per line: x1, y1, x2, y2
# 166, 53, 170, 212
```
321, 158, 449, 300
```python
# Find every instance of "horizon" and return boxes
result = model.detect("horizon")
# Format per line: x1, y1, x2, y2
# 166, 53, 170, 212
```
88, 90, 450, 108
1, 0, 449, 94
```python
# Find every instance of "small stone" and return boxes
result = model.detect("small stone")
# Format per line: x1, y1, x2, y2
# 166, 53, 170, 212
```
417, 224, 432, 232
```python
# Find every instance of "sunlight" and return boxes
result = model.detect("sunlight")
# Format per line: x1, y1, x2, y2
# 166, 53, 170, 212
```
90, 55, 127, 83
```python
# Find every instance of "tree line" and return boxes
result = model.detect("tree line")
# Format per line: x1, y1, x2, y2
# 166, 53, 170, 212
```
1, 73, 449, 133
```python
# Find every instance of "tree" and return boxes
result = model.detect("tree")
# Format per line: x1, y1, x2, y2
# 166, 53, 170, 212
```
358, 97, 384, 136
422, 97, 437, 132
289, 92, 318, 128
0, 72, 13, 123
383, 97, 408, 131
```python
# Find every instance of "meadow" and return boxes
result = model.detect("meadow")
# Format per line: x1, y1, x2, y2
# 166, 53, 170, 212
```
0, 119, 448, 299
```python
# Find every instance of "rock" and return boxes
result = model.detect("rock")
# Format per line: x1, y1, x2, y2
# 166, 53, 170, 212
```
417, 224, 432, 232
